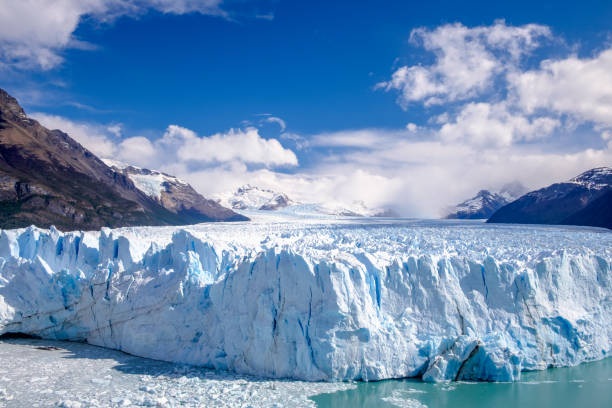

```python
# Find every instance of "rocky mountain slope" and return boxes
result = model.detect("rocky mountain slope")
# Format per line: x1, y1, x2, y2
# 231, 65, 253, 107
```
0, 89, 245, 230
487, 167, 612, 229
446, 183, 527, 219
104, 160, 247, 224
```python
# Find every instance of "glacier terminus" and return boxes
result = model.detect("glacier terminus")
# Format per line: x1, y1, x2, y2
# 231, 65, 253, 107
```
0, 213, 610, 383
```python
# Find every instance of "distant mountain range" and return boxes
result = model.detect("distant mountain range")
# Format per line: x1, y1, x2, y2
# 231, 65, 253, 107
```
0, 88, 246, 230
2, 88, 608, 230
103, 160, 246, 224
217, 184, 399, 217
216, 184, 294, 211
445, 182, 527, 219
488, 167, 612, 229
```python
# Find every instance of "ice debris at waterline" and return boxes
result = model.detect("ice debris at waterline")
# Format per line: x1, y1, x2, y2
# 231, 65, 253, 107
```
0, 219, 610, 382
0, 338, 354, 407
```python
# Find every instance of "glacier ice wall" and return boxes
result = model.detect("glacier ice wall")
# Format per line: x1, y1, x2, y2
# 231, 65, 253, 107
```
0, 221, 610, 382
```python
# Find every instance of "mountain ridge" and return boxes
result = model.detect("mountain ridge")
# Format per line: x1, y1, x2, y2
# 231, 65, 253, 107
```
0, 88, 245, 230
487, 167, 612, 229
445, 183, 527, 219
104, 160, 246, 223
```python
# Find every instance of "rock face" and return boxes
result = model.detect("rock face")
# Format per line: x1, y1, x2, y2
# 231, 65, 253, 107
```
104, 161, 247, 224
0, 88, 245, 230
0, 220, 610, 383
446, 183, 527, 220
488, 168, 612, 229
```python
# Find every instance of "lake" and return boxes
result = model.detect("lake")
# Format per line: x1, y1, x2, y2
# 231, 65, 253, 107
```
311, 358, 612, 407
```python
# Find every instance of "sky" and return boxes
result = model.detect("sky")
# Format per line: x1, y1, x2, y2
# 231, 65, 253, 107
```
1, 0, 612, 217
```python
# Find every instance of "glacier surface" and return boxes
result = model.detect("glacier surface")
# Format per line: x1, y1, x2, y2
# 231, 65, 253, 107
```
0, 215, 610, 383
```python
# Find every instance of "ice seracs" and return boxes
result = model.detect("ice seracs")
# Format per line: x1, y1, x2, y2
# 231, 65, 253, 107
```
0, 218, 610, 383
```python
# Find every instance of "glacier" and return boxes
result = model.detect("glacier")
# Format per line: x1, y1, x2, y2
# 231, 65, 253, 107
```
0, 215, 610, 383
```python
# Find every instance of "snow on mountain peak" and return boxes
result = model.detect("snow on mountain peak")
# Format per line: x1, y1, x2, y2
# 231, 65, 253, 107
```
569, 166, 612, 188
102, 158, 187, 199
217, 185, 399, 217
446, 182, 526, 220
218, 184, 295, 211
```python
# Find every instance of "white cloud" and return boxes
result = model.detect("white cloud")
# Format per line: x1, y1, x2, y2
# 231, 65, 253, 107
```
309, 128, 612, 217
263, 116, 287, 132
0, 0, 224, 70
177, 164, 404, 212
367, 20, 612, 215
162, 125, 298, 167
280, 132, 309, 150
30, 114, 297, 170
117, 136, 157, 162
439, 102, 559, 147
30, 112, 119, 157
510, 47, 612, 128
377, 20, 550, 107
310, 129, 411, 148
23, 20, 612, 217
30, 112, 612, 218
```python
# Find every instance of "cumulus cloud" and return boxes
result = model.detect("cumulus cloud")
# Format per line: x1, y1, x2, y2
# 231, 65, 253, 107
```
24, 20, 612, 217
370, 20, 612, 216
439, 103, 559, 147
0, 0, 225, 70
510, 47, 612, 128
178, 164, 404, 212
159, 125, 298, 166
310, 129, 410, 148
310, 128, 612, 217
377, 20, 551, 107
31, 110, 612, 217
31, 114, 297, 171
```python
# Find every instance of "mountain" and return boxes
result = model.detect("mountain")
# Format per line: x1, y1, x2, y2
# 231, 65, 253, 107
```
487, 167, 612, 229
0, 88, 245, 230
446, 183, 527, 219
315, 201, 400, 217
218, 185, 400, 217
218, 184, 294, 211
103, 160, 247, 224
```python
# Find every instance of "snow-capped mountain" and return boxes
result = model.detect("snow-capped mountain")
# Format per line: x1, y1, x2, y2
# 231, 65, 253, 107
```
218, 185, 399, 217
446, 182, 527, 219
0, 88, 245, 230
314, 201, 399, 217
1, 220, 610, 382
488, 167, 612, 229
569, 166, 612, 188
217, 184, 294, 211
104, 160, 247, 223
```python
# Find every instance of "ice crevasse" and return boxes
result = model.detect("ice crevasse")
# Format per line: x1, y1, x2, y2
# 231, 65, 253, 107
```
0, 220, 610, 382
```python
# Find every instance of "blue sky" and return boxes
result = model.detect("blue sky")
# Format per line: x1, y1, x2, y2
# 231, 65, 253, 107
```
1, 0, 612, 216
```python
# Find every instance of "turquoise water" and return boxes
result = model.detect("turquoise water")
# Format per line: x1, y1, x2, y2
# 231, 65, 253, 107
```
311, 358, 612, 408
